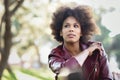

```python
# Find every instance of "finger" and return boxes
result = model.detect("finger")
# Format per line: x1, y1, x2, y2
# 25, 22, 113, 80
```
97, 48, 102, 56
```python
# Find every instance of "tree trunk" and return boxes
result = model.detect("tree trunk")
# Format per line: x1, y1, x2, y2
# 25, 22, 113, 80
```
0, 0, 24, 79
0, 0, 12, 79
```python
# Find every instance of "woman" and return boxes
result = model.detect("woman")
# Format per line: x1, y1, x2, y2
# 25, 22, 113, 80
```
48, 5, 112, 80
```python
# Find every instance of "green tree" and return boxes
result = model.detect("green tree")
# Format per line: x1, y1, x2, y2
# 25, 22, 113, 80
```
110, 34, 120, 68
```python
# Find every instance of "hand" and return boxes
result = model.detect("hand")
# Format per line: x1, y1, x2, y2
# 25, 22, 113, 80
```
87, 42, 102, 56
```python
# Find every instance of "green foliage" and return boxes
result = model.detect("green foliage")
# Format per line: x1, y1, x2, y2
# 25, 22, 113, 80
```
116, 52, 120, 69
111, 34, 120, 50
110, 34, 120, 68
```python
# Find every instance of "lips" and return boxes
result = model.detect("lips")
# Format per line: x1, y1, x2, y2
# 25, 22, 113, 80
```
67, 34, 76, 38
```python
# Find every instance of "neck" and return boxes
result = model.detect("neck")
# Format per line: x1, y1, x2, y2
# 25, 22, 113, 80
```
64, 42, 81, 56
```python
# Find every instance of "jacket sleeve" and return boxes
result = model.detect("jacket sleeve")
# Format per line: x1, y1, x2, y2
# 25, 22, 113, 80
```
48, 49, 81, 74
99, 45, 113, 80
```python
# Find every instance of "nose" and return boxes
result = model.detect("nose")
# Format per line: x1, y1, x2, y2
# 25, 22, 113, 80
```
69, 27, 74, 32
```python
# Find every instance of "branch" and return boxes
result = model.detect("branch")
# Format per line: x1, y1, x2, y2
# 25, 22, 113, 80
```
10, 0, 24, 17
0, 0, 24, 48
9, 0, 16, 7
0, 0, 24, 27
0, 13, 5, 48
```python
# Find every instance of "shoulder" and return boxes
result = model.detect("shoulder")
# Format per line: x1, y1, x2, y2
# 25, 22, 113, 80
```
51, 45, 63, 52
87, 41, 107, 56
82, 41, 101, 48
50, 45, 64, 55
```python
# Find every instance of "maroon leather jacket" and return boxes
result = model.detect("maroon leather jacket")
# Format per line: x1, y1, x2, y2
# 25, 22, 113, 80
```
48, 42, 113, 80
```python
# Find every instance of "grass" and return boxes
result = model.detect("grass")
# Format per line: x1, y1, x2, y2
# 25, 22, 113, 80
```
2, 66, 55, 80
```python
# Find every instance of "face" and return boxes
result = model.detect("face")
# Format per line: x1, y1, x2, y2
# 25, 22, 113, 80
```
60, 16, 82, 43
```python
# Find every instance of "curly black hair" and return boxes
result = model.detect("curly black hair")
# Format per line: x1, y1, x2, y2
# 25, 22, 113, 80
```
50, 5, 100, 43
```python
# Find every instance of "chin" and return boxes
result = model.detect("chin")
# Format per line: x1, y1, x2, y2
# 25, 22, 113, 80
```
67, 40, 76, 43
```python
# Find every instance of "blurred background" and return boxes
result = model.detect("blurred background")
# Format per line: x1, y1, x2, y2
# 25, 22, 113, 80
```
0, 0, 120, 80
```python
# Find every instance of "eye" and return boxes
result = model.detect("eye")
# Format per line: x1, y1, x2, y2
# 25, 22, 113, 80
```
64, 25, 70, 28
74, 24, 79, 28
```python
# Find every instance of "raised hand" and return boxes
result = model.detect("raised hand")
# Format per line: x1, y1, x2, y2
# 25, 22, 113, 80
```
87, 42, 102, 56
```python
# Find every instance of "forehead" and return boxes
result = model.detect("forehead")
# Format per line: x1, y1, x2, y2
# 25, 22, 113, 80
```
63, 16, 79, 24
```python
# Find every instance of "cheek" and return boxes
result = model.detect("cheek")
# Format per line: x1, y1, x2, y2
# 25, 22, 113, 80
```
60, 29, 66, 36
76, 31, 82, 39
77, 29, 82, 35
62, 29, 67, 34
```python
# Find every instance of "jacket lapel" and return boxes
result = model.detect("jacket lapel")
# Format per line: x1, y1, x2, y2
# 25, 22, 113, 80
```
80, 42, 99, 80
